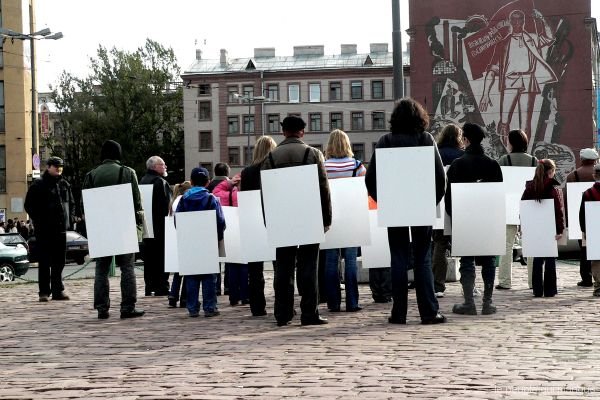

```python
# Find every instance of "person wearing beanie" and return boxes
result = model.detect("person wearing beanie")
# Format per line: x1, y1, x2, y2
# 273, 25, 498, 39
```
579, 164, 600, 296
82, 140, 145, 320
24, 156, 77, 302
445, 123, 504, 316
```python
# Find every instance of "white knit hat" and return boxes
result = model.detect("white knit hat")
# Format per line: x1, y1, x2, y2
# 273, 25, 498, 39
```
580, 148, 599, 160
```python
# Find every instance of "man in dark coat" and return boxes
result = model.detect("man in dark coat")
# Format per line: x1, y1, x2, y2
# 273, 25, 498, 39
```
25, 156, 76, 302
140, 156, 172, 296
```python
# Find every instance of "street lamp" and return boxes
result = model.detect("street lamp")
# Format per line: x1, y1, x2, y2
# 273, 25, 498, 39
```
233, 93, 265, 165
0, 27, 63, 162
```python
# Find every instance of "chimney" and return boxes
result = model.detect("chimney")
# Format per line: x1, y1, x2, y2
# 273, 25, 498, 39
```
254, 47, 276, 58
196, 49, 202, 60
369, 43, 389, 53
220, 49, 228, 66
340, 44, 357, 55
293, 45, 324, 56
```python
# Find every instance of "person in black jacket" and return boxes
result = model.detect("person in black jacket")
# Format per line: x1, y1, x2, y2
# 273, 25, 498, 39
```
24, 156, 76, 302
365, 98, 447, 325
140, 156, 172, 296
445, 123, 503, 316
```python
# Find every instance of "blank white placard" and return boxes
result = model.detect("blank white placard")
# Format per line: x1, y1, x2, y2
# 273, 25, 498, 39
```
501, 167, 536, 225
220, 207, 245, 263
361, 210, 391, 269
261, 164, 325, 247
567, 182, 594, 240
585, 202, 600, 260
520, 200, 558, 257
164, 216, 178, 273
139, 184, 154, 238
451, 182, 506, 256
237, 191, 276, 262
82, 183, 139, 258
376, 147, 436, 227
321, 177, 371, 249
176, 210, 219, 275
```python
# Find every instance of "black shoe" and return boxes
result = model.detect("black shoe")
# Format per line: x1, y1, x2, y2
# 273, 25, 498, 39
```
300, 315, 328, 326
52, 291, 70, 300
577, 281, 593, 287
153, 291, 169, 297
421, 312, 447, 325
373, 297, 392, 303
407, 282, 416, 290
179, 301, 187, 308
241, 299, 250, 305
98, 311, 109, 319
276, 319, 291, 327
168, 298, 177, 308
204, 310, 220, 318
328, 307, 341, 312
388, 316, 406, 324
120, 309, 145, 319
346, 306, 363, 312
230, 300, 239, 306
495, 285, 510, 290
252, 310, 267, 317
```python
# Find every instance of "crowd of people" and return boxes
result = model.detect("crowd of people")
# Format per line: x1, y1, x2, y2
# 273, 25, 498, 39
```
22, 97, 600, 326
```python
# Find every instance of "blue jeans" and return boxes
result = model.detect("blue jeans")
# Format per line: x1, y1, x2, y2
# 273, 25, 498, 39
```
459, 256, 496, 287
227, 263, 249, 305
532, 257, 557, 297
387, 226, 439, 321
324, 248, 359, 310
185, 274, 218, 314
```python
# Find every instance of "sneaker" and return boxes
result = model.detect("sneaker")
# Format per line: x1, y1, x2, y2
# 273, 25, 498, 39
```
435, 292, 445, 298
204, 310, 221, 318
39, 295, 49, 302
473, 287, 481, 297
421, 312, 447, 325
52, 292, 70, 301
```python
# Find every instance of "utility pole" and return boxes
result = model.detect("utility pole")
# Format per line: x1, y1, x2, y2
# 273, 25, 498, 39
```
392, 0, 404, 100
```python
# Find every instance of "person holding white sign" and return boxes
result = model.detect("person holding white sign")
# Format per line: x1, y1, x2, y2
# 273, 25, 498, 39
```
579, 164, 600, 296
365, 98, 447, 325
521, 159, 564, 297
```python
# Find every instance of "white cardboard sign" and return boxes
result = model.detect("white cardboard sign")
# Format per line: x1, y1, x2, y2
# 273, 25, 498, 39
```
164, 216, 179, 273
376, 147, 437, 227
321, 177, 371, 249
220, 207, 245, 263
567, 182, 594, 240
585, 202, 600, 260
176, 210, 219, 275
139, 184, 154, 238
82, 183, 139, 258
237, 191, 276, 262
520, 200, 558, 257
434, 166, 450, 231
502, 167, 536, 225
361, 210, 391, 269
451, 182, 506, 256
261, 164, 325, 247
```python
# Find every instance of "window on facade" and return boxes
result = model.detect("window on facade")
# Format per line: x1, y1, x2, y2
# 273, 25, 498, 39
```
198, 101, 211, 120
200, 163, 213, 175
242, 85, 254, 98
330, 112, 343, 130
309, 113, 322, 132
243, 146, 255, 165
197, 84, 211, 96
352, 143, 365, 162
329, 82, 341, 101
0, 145, 5, 193
228, 116, 239, 134
351, 81, 363, 100
309, 83, 320, 102
351, 112, 364, 130
288, 84, 300, 103
371, 80, 384, 99
243, 115, 255, 134
267, 114, 280, 133
198, 131, 212, 150
228, 86, 239, 103
372, 112, 385, 130
267, 84, 279, 101
228, 147, 240, 166
0, 82, 4, 132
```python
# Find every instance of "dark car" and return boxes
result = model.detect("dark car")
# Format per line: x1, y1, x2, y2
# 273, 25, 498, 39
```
0, 242, 29, 282
28, 231, 89, 265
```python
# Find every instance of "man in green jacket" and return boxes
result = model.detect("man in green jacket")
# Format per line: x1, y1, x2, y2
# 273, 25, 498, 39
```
82, 140, 145, 320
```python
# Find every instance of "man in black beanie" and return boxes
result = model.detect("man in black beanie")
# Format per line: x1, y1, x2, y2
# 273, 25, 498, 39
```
82, 140, 145, 319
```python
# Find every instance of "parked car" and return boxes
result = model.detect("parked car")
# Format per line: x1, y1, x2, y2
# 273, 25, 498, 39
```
0, 242, 29, 282
0, 233, 29, 253
28, 231, 89, 265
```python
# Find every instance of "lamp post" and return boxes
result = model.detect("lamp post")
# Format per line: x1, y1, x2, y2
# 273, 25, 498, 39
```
233, 93, 265, 165
0, 27, 63, 161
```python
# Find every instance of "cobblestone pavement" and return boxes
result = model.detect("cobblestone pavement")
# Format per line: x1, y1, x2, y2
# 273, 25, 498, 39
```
2, 261, 600, 399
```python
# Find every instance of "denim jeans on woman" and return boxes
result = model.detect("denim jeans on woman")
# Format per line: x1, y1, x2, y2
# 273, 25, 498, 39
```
324, 247, 359, 311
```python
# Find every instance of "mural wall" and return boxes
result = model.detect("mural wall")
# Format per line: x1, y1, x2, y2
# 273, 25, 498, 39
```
409, 0, 594, 183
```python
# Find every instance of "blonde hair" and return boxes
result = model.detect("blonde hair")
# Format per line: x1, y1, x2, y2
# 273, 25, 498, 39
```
169, 181, 192, 212
252, 136, 277, 165
325, 129, 353, 159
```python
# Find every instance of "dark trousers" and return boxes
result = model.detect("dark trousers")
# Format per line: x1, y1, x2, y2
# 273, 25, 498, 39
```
143, 237, 169, 294
369, 267, 392, 301
169, 273, 187, 303
273, 244, 320, 323
579, 240, 592, 284
37, 232, 67, 297
94, 253, 137, 313
532, 257, 557, 297
431, 229, 450, 293
248, 261, 266, 315
317, 250, 327, 302
227, 262, 249, 305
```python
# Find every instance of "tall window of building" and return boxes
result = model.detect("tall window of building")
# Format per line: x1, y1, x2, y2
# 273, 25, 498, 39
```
309, 113, 322, 132
351, 112, 364, 130
309, 83, 321, 102
228, 147, 240, 166
197, 84, 211, 96
267, 114, 280, 133
243, 146, 255, 165
267, 84, 279, 101
228, 116, 239, 134
351, 81, 363, 100
198, 131, 212, 150
372, 111, 385, 130
0, 82, 4, 132
243, 115, 255, 133
0, 145, 5, 192
329, 82, 342, 101
352, 143, 365, 161
200, 162, 213, 174
198, 101, 211, 120
243, 85, 254, 98
330, 112, 343, 130
371, 80, 384, 99
228, 86, 239, 103
288, 84, 300, 103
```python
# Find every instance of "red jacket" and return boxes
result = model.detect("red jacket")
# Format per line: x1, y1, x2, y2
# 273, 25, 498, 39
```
521, 178, 565, 235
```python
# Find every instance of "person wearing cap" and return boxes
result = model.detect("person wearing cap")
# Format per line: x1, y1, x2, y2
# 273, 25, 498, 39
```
567, 147, 599, 287
175, 166, 225, 318
82, 140, 145, 320
446, 122, 504, 316
261, 115, 332, 327
579, 163, 600, 296
25, 156, 76, 302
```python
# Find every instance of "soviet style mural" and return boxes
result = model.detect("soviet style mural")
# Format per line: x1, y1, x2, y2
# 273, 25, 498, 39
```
410, 0, 594, 183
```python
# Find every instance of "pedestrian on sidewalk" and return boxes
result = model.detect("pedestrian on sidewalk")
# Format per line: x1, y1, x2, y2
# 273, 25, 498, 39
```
579, 163, 600, 296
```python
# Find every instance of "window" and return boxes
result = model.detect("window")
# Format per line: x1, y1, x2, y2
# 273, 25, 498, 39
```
351, 112, 364, 130
243, 146, 255, 165
228, 86, 239, 103
228, 147, 240, 166
243, 85, 254, 98
0, 145, 5, 192
267, 84, 279, 101
352, 143, 365, 162
288, 84, 300, 103
198, 131, 212, 150
197, 84, 211, 96
309, 83, 320, 102
267, 114, 280, 133
371, 80, 384, 99
243, 115, 255, 134
198, 101, 211, 120
372, 112, 385, 130
309, 113, 322, 132
351, 81, 363, 100
200, 163, 213, 175
228, 116, 239, 134
0, 82, 4, 132
330, 112, 343, 130
329, 82, 342, 101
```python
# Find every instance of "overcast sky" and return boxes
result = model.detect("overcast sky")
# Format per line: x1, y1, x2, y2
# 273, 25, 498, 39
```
35, 0, 598, 92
